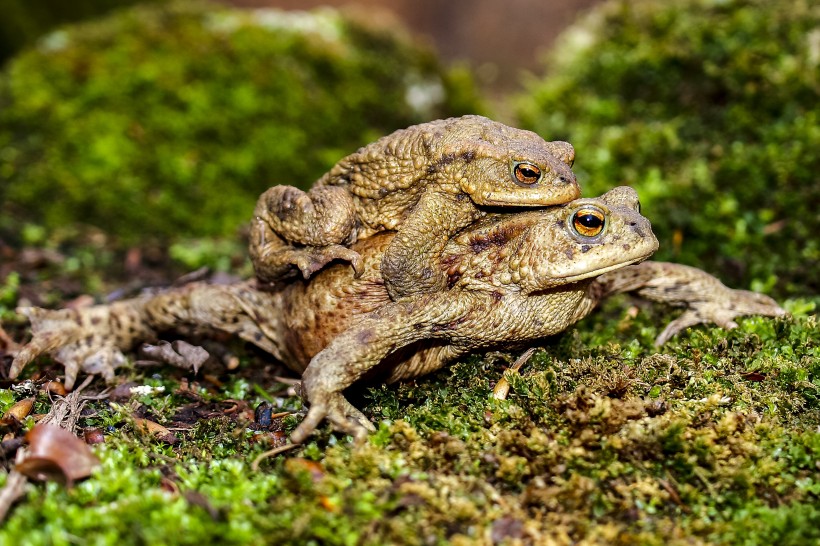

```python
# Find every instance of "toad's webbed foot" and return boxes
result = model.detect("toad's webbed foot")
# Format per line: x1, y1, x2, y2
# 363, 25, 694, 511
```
290, 388, 375, 445
653, 289, 786, 345
590, 262, 787, 346
250, 185, 360, 282
257, 244, 364, 281
10, 301, 152, 389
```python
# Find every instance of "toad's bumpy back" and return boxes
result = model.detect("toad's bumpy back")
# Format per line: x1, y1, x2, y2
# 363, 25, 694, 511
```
249, 115, 579, 299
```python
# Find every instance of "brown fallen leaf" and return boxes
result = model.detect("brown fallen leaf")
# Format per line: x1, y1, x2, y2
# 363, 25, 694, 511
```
133, 418, 178, 444
42, 381, 68, 397
740, 371, 767, 382
16, 423, 100, 486
4, 398, 34, 422
133, 417, 169, 434
83, 427, 105, 445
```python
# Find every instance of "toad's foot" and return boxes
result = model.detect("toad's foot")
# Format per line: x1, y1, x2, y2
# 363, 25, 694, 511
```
254, 244, 364, 281
654, 289, 786, 345
250, 185, 359, 283
10, 302, 152, 389
590, 262, 787, 346
288, 245, 364, 280
290, 389, 375, 445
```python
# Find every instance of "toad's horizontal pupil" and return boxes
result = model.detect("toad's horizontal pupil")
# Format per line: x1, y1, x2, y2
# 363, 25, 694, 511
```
521, 168, 536, 177
576, 214, 602, 228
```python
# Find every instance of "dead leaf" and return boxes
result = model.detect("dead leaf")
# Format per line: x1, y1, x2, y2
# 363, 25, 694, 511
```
83, 428, 105, 445
140, 340, 209, 373
4, 398, 34, 422
133, 418, 178, 444
740, 371, 767, 382
110, 382, 138, 401
133, 418, 169, 435
16, 423, 100, 486
42, 381, 67, 396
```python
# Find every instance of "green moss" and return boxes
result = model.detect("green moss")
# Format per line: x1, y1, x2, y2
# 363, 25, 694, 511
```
1, 304, 817, 544
0, 1, 482, 245
518, 0, 820, 297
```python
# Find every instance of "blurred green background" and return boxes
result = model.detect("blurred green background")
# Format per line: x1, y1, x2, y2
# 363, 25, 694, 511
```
0, 0, 817, 297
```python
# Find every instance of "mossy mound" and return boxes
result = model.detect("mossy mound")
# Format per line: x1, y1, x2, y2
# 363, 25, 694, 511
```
0, 1, 481, 244
518, 0, 819, 297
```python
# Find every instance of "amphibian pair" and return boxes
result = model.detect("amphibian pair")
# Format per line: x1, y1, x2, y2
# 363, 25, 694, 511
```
10, 187, 785, 442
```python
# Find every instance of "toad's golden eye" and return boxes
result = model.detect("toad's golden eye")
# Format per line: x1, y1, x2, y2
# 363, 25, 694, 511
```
513, 162, 542, 184
572, 208, 606, 238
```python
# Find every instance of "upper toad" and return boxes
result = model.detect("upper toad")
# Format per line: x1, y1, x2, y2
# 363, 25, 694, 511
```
249, 115, 579, 299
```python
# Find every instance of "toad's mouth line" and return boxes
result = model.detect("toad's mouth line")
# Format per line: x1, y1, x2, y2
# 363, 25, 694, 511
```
557, 256, 651, 284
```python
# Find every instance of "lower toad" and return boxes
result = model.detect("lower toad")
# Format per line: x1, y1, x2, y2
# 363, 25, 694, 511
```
8, 187, 785, 442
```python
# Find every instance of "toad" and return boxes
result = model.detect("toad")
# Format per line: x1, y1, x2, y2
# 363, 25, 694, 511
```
9, 188, 785, 442
249, 115, 579, 299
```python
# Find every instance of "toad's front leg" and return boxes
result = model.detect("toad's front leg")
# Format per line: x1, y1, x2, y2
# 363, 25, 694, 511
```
380, 188, 479, 300
250, 185, 363, 282
291, 291, 485, 443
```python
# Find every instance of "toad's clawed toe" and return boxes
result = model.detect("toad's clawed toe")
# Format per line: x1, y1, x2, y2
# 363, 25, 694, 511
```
294, 246, 363, 279
290, 391, 374, 444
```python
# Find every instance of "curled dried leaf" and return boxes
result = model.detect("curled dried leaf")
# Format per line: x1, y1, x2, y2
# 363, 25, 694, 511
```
133, 418, 177, 444
4, 398, 34, 422
43, 381, 68, 397
83, 427, 105, 445
17, 424, 100, 486
132, 418, 170, 436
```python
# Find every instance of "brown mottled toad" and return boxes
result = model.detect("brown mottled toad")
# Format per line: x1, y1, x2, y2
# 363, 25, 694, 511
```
249, 115, 579, 299
9, 188, 785, 442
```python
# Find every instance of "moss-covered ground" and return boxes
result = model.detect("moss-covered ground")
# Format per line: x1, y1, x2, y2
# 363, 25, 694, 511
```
0, 255, 817, 544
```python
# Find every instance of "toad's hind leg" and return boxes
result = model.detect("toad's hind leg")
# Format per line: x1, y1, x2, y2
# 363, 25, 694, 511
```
249, 185, 363, 282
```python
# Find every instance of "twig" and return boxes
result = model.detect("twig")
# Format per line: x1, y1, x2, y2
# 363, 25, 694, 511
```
251, 443, 300, 472
492, 347, 537, 400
